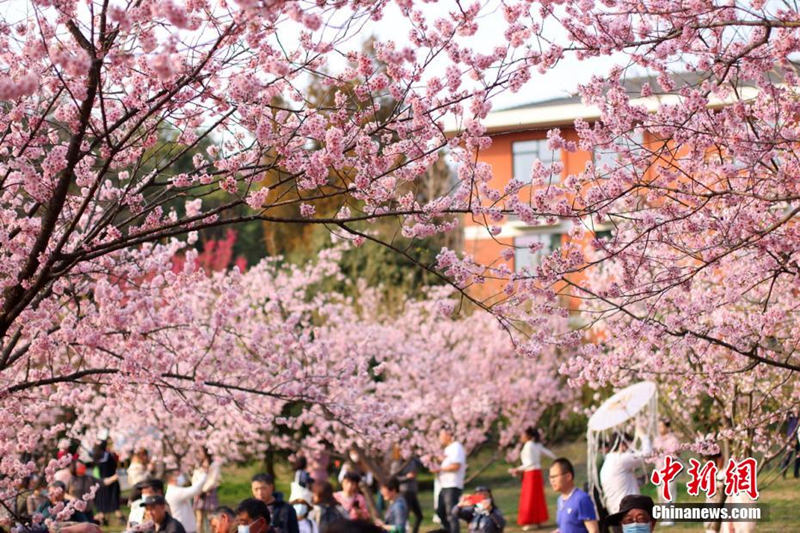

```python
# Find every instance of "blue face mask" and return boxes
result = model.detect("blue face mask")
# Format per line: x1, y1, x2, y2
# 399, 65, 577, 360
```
621, 524, 650, 533
293, 503, 309, 518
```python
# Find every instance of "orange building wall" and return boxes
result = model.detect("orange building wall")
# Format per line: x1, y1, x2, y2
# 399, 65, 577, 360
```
464, 127, 588, 301
462, 126, 653, 309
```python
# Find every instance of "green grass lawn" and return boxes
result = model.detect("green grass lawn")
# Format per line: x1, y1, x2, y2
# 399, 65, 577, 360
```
111, 439, 800, 532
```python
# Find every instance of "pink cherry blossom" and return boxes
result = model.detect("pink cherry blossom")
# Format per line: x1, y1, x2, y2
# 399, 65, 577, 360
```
1, 0, 797, 512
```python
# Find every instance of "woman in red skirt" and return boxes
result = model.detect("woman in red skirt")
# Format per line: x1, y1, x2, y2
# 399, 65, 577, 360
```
510, 428, 555, 530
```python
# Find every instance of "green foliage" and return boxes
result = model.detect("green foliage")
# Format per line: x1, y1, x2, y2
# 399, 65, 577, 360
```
141, 129, 268, 268
332, 236, 448, 299
536, 403, 587, 445
260, 37, 462, 303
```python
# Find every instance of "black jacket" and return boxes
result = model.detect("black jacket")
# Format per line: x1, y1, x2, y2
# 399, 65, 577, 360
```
455, 506, 506, 533
156, 513, 187, 533
267, 493, 299, 533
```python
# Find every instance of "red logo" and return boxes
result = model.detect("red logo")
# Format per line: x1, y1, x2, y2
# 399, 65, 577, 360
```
686, 458, 718, 497
650, 455, 683, 501
724, 458, 759, 500
651, 456, 760, 500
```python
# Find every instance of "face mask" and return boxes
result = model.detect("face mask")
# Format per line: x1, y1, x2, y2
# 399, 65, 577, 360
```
238, 517, 263, 533
621, 524, 650, 533
293, 503, 309, 517
176, 474, 188, 486
349, 452, 359, 462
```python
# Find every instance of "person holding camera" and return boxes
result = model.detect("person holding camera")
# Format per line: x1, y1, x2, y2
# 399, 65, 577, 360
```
334, 472, 370, 521
453, 487, 505, 533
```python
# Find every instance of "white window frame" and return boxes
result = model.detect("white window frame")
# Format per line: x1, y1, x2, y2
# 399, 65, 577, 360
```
512, 139, 562, 183
514, 230, 563, 273
592, 129, 645, 178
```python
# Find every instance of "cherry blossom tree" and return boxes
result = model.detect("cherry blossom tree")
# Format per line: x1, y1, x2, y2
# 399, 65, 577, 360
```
0, 0, 513, 515
57, 260, 569, 480
2, 243, 346, 490
266, 283, 572, 480
5, 0, 800, 517
479, 1, 800, 461
61, 247, 386, 470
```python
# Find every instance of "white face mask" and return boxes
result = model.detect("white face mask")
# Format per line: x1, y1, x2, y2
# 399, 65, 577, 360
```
176, 474, 188, 486
293, 503, 309, 518
238, 517, 264, 533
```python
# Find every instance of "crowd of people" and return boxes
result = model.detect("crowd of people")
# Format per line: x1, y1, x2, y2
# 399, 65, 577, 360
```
10, 427, 496, 533
120, 427, 508, 533
13, 419, 755, 533
17, 439, 129, 528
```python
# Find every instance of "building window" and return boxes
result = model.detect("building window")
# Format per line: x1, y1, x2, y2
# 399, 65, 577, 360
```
514, 231, 563, 273
593, 129, 645, 177
591, 229, 614, 254
595, 229, 613, 241
512, 139, 561, 183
